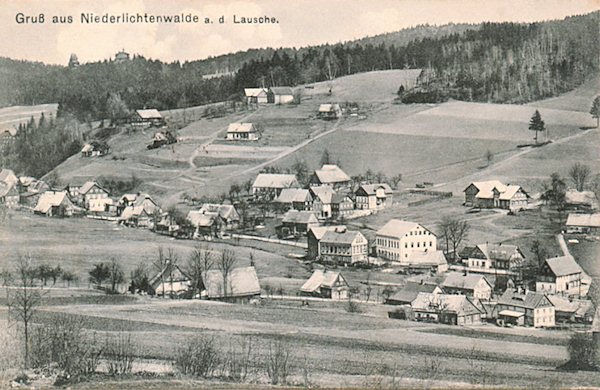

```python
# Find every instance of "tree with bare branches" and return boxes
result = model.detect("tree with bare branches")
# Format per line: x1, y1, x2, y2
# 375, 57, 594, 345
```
217, 249, 237, 299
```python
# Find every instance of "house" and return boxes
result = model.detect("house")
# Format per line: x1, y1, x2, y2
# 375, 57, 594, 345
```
300, 269, 349, 300
79, 181, 110, 211
252, 173, 299, 200
463, 180, 528, 210
275, 188, 313, 211
441, 272, 493, 300
385, 281, 442, 305
81, 141, 109, 157
132, 109, 164, 127
355, 183, 393, 210
277, 210, 320, 237
411, 293, 483, 326
461, 243, 524, 273
565, 213, 600, 234
149, 262, 192, 297
226, 123, 259, 141
547, 295, 595, 323
405, 250, 449, 273
307, 225, 346, 259
267, 87, 294, 104
331, 193, 354, 220
497, 289, 555, 327
376, 219, 437, 263
536, 256, 584, 297
565, 190, 598, 211
244, 88, 268, 104
0, 169, 18, 188
310, 164, 351, 189
202, 266, 261, 303
310, 186, 335, 219
318, 228, 368, 264
33, 191, 82, 217
0, 182, 19, 208
318, 104, 342, 120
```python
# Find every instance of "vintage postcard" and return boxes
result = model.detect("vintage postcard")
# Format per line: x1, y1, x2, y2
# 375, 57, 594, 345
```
0, 0, 599, 388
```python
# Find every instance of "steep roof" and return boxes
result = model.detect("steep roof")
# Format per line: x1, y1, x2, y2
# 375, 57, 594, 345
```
310, 186, 335, 204
544, 256, 583, 277
136, 109, 162, 119
320, 230, 364, 245
253, 173, 298, 189
300, 269, 347, 292
244, 88, 267, 97
566, 213, 600, 228
377, 219, 419, 238
269, 86, 293, 95
442, 272, 491, 291
498, 289, 552, 310
308, 225, 346, 241
282, 210, 319, 224
203, 266, 261, 299
411, 293, 482, 315
386, 281, 439, 304
356, 183, 393, 196
227, 123, 256, 133
276, 188, 312, 203
313, 165, 351, 184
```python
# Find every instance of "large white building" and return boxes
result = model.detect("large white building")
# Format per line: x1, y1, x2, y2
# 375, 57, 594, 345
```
376, 219, 437, 263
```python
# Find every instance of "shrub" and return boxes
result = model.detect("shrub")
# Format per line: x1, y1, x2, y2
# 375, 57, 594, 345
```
174, 335, 220, 378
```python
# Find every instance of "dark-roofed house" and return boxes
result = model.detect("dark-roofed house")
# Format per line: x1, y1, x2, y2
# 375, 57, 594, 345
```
536, 256, 584, 297
565, 213, 600, 234
275, 188, 313, 211
318, 228, 368, 264
441, 272, 493, 300
310, 165, 351, 190
411, 293, 483, 326
202, 266, 261, 303
252, 173, 299, 200
307, 225, 346, 260
376, 219, 437, 263
355, 183, 393, 210
277, 210, 319, 237
149, 262, 192, 298
0, 182, 19, 208
226, 123, 259, 141
464, 180, 528, 210
267, 87, 294, 104
331, 193, 354, 220
385, 281, 442, 305
497, 289, 555, 327
300, 269, 349, 300
318, 104, 342, 120
463, 243, 524, 273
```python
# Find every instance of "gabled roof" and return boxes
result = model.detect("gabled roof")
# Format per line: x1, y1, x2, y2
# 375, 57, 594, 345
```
198, 203, 239, 221
320, 230, 365, 245
0, 169, 18, 186
313, 165, 351, 185
300, 269, 348, 292
310, 186, 335, 204
442, 272, 491, 291
566, 213, 600, 228
136, 109, 162, 119
377, 219, 424, 238
79, 181, 108, 195
203, 266, 261, 299
276, 188, 312, 204
253, 173, 298, 189
498, 289, 552, 309
386, 281, 439, 304
543, 256, 583, 277
282, 210, 319, 224
411, 293, 482, 316
227, 123, 256, 133
34, 191, 76, 213
356, 183, 393, 196
244, 88, 268, 97
308, 225, 346, 241
269, 87, 293, 95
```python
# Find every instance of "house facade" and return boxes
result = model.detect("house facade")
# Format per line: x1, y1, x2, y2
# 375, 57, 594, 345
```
376, 219, 437, 263
497, 289, 555, 327
355, 183, 393, 210
318, 228, 368, 264
464, 180, 528, 210
536, 256, 584, 296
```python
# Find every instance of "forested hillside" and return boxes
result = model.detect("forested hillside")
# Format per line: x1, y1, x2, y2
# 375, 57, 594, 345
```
0, 12, 597, 121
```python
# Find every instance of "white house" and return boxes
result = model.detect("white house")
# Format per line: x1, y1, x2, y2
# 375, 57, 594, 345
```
376, 219, 437, 263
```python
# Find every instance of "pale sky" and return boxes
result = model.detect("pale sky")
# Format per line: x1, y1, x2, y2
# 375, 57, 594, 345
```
2, 0, 599, 65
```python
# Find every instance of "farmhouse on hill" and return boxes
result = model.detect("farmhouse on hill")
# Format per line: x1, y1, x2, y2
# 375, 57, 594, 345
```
410, 292, 483, 326
463, 180, 528, 210
252, 173, 299, 200
376, 219, 437, 263
244, 88, 268, 104
565, 213, 600, 234
310, 164, 351, 190
34, 190, 82, 217
300, 269, 349, 300
355, 183, 393, 210
441, 272, 493, 300
497, 289, 555, 327
536, 255, 585, 297
226, 123, 259, 141
267, 86, 294, 104
318, 103, 342, 120
460, 243, 524, 274
317, 228, 368, 264
202, 266, 261, 303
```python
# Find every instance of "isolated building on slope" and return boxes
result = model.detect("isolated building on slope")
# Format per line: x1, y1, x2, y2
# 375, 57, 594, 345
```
463, 180, 528, 210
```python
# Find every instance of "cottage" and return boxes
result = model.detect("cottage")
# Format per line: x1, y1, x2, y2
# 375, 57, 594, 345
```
275, 188, 313, 211
309, 186, 335, 219
461, 243, 524, 273
132, 109, 164, 127
149, 262, 192, 297
81, 141, 109, 157
202, 266, 261, 303
318, 104, 342, 120
0, 182, 19, 208
441, 272, 493, 300
497, 289, 555, 327
411, 293, 483, 326
300, 269, 349, 300
33, 191, 82, 217
252, 173, 299, 200
0, 169, 18, 187
385, 281, 442, 305
463, 180, 528, 210
277, 210, 320, 237
536, 256, 584, 297
79, 181, 110, 211
267, 87, 294, 104
244, 88, 268, 104
331, 193, 354, 220
355, 183, 393, 210
307, 225, 346, 260
376, 219, 437, 263
318, 228, 368, 264
565, 213, 600, 234
226, 123, 259, 141
310, 164, 351, 190
565, 190, 598, 211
